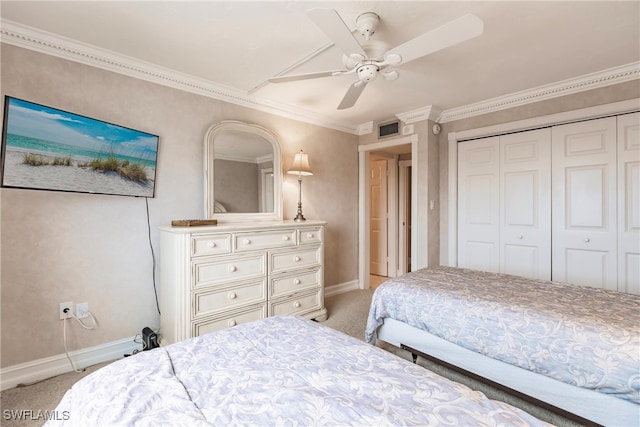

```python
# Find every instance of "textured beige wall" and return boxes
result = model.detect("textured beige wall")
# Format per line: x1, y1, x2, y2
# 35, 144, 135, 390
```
0, 44, 359, 367
438, 80, 640, 264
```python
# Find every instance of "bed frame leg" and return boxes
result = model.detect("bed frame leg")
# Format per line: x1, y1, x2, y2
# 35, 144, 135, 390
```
400, 343, 419, 364
400, 344, 419, 364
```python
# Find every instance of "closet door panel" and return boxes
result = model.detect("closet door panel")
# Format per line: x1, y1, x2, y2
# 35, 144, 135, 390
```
502, 244, 538, 279
500, 129, 551, 279
565, 249, 612, 288
458, 137, 499, 273
552, 117, 617, 290
618, 112, 640, 294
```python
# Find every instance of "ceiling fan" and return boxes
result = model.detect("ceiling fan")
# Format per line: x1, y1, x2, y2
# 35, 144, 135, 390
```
269, 8, 484, 110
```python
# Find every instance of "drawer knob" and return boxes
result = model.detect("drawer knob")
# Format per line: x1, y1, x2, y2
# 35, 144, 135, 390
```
228, 265, 237, 272
293, 278, 301, 285
307, 233, 314, 238
518, 235, 523, 240
243, 238, 251, 245
584, 238, 590, 243
228, 292, 237, 300
282, 235, 290, 241
228, 319, 237, 327
207, 241, 216, 248
293, 301, 301, 308
293, 256, 301, 262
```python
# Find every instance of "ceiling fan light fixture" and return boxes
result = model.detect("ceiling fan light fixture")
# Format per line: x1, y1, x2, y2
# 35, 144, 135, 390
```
356, 63, 380, 82
382, 70, 399, 81
343, 53, 365, 70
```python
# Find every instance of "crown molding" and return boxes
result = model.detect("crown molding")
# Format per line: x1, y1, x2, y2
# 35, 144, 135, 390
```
355, 105, 440, 135
2, 19, 638, 133
437, 62, 640, 123
355, 121, 374, 135
396, 105, 441, 124
0, 19, 358, 135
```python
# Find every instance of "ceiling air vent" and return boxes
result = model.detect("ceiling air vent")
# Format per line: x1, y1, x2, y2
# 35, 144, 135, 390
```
378, 120, 400, 139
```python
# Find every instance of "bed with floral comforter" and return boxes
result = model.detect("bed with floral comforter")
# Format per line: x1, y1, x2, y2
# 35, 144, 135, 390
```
365, 266, 640, 405
46, 315, 550, 426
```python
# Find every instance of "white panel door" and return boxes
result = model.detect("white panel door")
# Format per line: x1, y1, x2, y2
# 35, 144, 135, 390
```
618, 112, 640, 294
370, 159, 388, 276
552, 117, 617, 290
500, 128, 551, 279
458, 137, 500, 273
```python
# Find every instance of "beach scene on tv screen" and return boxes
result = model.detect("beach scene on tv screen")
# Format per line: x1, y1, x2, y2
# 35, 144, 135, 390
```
2, 97, 158, 197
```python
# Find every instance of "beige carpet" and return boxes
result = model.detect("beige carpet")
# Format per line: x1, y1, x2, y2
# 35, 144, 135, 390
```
1, 288, 583, 426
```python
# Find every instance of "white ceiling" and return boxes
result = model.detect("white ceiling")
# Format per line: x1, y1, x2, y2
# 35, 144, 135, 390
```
1, 1, 639, 132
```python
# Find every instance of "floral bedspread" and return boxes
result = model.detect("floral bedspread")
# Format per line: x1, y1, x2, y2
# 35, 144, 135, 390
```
46, 315, 550, 426
365, 266, 640, 404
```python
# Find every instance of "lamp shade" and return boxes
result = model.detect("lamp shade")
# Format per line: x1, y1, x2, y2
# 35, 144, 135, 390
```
287, 150, 313, 176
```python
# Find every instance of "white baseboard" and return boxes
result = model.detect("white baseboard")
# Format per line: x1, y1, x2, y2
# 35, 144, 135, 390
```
1, 337, 141, 391
324, 280, 360, 298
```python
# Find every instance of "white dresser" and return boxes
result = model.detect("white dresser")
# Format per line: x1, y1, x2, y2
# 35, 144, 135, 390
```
159, 220, 328, 344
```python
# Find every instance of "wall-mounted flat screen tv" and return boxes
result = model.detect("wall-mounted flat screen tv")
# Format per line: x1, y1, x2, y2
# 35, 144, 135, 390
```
1, 97, 159, 197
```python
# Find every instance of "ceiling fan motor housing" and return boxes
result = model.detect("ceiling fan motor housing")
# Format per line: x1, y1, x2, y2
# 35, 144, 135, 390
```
356, 12, 380, 40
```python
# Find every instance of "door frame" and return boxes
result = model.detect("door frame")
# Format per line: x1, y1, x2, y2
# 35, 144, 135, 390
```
398, 159, 412, 275
446, 98, 640, 267
359, 134, 419, 289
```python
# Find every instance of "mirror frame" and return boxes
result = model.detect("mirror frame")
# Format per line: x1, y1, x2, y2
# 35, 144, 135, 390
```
204, 121, 282, 222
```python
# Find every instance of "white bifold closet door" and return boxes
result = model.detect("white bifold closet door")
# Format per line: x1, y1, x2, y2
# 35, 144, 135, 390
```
500, 129, 552, 279
617, 112, 640, 294
458, 128, 551, 279
458, 136, 500, 273
458, 113, 638, 292
552, 117, 618, 290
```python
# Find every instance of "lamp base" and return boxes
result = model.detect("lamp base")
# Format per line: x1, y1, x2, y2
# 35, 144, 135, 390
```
293, 202, 306, 222
293, 178, 307, 222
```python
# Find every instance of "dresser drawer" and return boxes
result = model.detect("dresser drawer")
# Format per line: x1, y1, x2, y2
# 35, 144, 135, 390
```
299, 227, 322, 245
193, 304, 267, 336
191, 234, 232, 257
269, 290, 322, 317
234, 229, 297, 252
270, 246, 321, 274
270, 268, 321, 298
192, 253, 266, 288
192, 279, 266, 319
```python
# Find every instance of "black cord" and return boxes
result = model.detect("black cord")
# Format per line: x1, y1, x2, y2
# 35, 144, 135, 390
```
145, 197, 161, 315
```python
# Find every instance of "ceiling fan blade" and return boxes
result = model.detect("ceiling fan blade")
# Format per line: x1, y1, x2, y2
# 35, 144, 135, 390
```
337, 81, 367, 110
307, 8, 367, 58
269, 70, 347, 83
388, 14, 483, 65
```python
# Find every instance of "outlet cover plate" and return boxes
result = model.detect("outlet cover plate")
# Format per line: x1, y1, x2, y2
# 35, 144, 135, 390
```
59, 302, 73, 320
76, 302, 89, 319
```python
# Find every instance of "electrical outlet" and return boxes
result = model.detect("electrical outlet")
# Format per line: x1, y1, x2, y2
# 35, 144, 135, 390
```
76, 302, 89, 319
59, 302, 73, 320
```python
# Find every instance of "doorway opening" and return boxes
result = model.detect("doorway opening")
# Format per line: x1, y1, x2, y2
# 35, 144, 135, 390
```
362, 140, 414, 290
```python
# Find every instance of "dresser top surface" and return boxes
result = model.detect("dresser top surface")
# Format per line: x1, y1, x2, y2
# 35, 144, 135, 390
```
160, 219, 326, 234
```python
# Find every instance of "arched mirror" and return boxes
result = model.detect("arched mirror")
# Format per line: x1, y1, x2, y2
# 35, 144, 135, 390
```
204, 121, 282, 221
